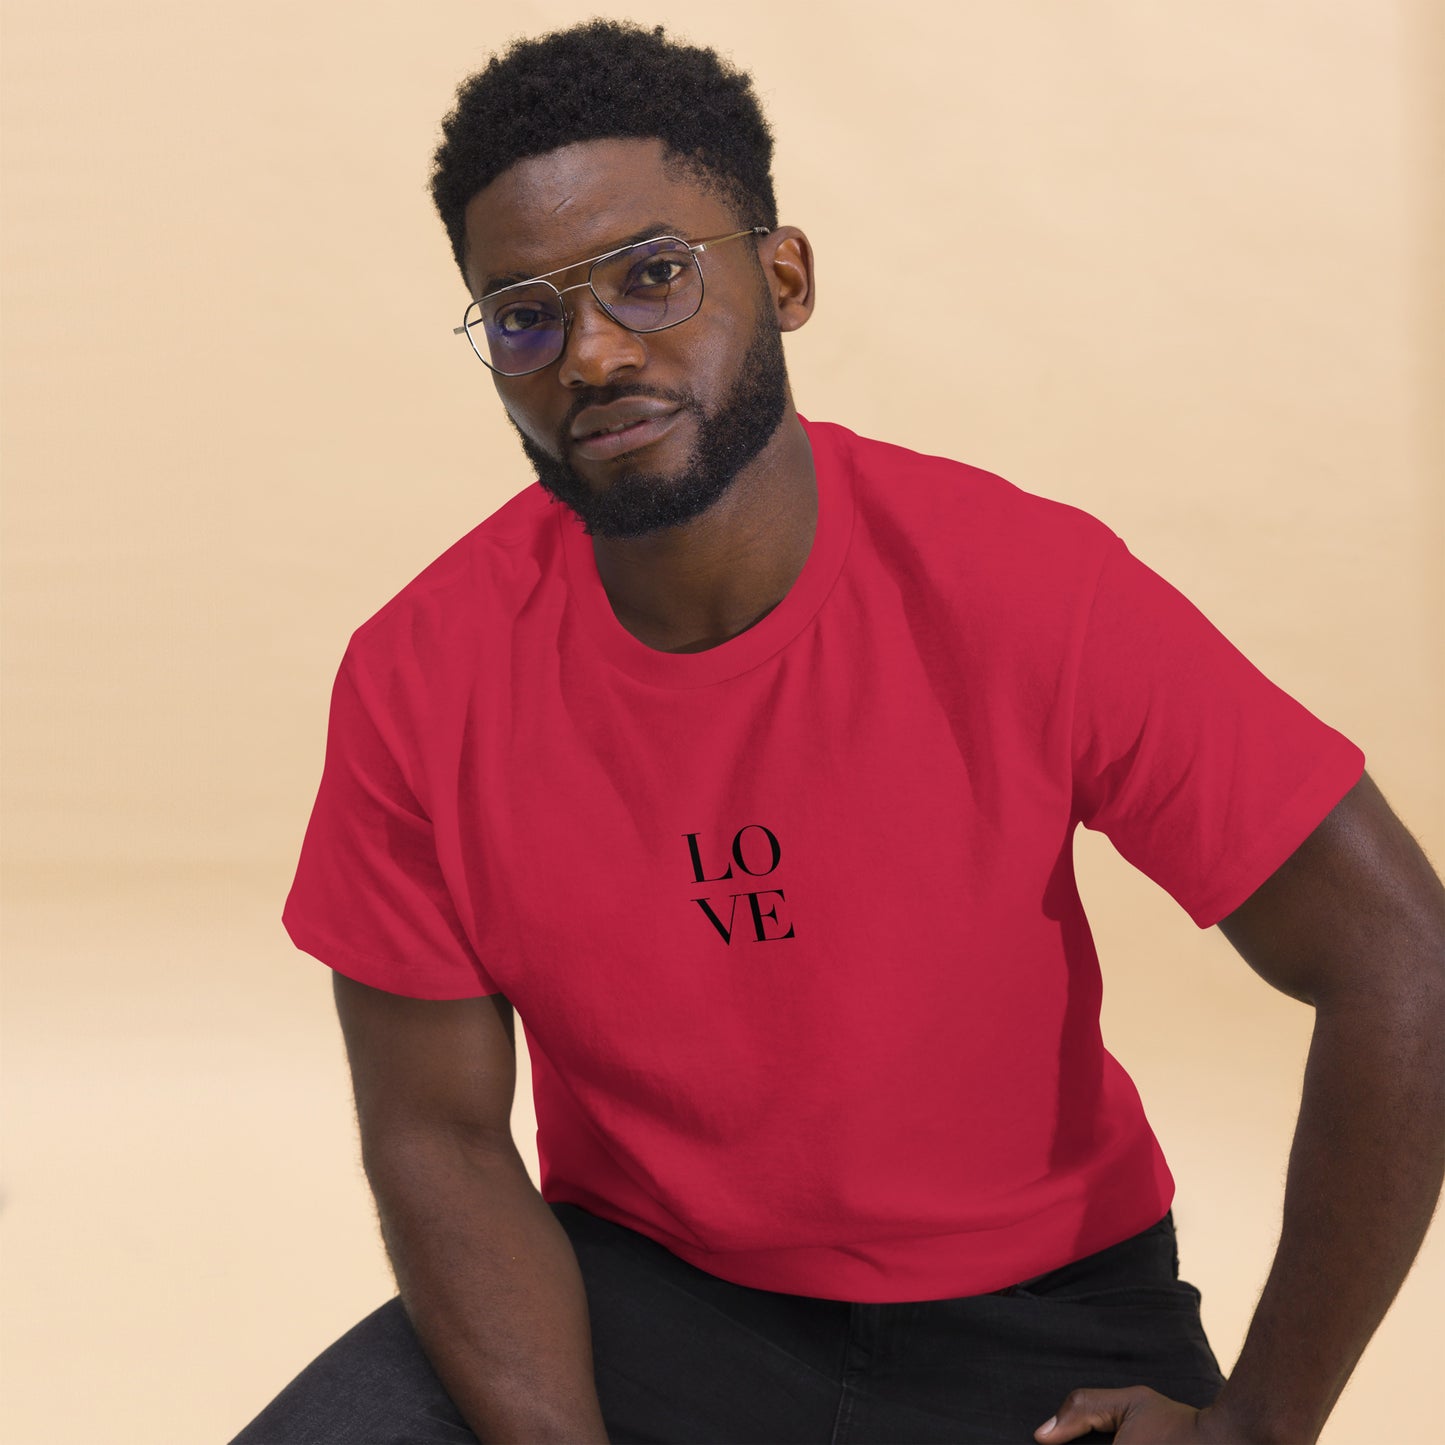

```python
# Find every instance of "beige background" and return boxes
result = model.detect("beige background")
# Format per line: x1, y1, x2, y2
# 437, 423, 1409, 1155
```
2, 1, 1441, 1442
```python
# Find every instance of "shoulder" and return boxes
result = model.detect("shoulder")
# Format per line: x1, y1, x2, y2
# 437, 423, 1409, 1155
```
343, 483, 559, 679
807, 418, 1118, 599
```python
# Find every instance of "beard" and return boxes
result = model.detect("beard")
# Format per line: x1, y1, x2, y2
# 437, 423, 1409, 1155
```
507, 310, 790, 539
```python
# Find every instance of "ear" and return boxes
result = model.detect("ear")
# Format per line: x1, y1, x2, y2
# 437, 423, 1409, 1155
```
762, 226, 815, 332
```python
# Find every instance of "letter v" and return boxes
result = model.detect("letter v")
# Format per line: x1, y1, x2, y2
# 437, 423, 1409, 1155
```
692, 894, 742, 944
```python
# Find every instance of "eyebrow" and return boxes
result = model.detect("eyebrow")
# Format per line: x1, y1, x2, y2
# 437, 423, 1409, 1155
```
480, 222, 685, 297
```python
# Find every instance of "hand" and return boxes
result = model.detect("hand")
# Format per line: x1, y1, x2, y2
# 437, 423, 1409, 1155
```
1035, 1387, 1244, 1443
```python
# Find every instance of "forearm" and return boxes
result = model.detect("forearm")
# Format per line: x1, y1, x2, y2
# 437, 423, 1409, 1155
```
368, 1131, 610, 1445
1209, 989, 1445, 1444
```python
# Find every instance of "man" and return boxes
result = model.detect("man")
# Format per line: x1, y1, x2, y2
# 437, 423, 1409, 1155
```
233, 20, 1445, 1445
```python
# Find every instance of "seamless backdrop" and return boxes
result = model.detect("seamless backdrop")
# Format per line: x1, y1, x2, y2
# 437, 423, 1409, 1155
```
2, 2, 1442, 1443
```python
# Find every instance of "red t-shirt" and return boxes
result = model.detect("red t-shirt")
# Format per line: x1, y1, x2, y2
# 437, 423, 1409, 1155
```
284, 417, 1364, 1301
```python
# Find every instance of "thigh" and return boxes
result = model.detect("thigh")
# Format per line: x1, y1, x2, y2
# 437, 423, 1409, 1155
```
554, 1202, 846, 1445
228, 1298, 476, 1445
836, 1213, 1226, 1445
230, 1205, 851, 1445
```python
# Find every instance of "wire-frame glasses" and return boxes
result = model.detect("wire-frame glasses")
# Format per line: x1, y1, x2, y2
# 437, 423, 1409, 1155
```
453, 227, 769, 376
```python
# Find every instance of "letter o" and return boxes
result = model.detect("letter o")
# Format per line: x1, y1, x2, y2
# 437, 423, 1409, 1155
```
732, 824, 781, 877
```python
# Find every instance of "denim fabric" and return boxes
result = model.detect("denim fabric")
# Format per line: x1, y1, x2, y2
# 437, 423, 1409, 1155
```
230, 1204, 1224, 1444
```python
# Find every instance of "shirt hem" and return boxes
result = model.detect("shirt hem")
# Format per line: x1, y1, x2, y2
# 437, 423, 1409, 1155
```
1184, 741, 1366, 929
546, 1168, 1175, 1303
282, 911, 502, 1000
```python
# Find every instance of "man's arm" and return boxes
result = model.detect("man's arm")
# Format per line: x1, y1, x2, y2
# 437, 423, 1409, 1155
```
1204, 771, 1445, 1441
1039, 769, 1445, 1444
333, 973, 610, 1445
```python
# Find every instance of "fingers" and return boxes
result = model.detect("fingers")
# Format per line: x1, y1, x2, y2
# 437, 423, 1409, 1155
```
1036, 1385, 1156, 1441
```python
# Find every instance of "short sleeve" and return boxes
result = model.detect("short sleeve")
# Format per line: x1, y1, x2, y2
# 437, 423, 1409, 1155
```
1070, 534, 1366, 929
282, 648, 500, 998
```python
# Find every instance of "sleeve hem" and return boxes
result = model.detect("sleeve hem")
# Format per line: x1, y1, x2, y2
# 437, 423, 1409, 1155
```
1183, 743, 1366, 930
282, 912, 502, 1001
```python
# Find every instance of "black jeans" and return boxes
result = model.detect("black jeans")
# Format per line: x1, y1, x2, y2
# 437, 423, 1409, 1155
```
231, 1203, 1224, 1444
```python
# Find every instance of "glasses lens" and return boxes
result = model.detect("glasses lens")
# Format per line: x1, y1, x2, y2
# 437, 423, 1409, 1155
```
470, 285, 566, 374
592, 239, 702, 333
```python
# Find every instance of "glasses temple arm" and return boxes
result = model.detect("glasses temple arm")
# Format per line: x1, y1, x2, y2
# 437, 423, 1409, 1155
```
692, 225, 771, 255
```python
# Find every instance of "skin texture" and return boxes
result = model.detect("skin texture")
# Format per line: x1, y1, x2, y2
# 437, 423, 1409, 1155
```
340, 135, 1445, 1444
506, 302, 791, 543
331, 975, 612, 1443
461, 137, 818, 653
1037, 770, 1445, 1443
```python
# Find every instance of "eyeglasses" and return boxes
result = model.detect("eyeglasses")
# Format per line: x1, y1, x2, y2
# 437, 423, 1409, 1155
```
453, 227, 769, 377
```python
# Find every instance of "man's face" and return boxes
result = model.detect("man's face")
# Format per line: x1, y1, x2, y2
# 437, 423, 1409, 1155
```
461, 138, 790, 538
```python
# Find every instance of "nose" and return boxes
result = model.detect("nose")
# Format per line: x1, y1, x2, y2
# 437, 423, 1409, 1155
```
555, 287, 648, 389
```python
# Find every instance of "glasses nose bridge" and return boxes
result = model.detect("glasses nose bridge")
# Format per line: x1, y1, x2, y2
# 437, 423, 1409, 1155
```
552, 274, 631, 339
552, 279, 650, 383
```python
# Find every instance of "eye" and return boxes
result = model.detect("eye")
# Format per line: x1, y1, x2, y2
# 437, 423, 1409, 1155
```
626, 256, 689, 292
495, 303, 554, 335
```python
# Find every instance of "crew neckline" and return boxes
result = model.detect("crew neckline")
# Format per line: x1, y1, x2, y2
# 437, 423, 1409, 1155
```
557, 415, 854, 689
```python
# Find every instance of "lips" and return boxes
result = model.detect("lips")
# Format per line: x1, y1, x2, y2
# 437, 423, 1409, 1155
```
569, 398, 683, 462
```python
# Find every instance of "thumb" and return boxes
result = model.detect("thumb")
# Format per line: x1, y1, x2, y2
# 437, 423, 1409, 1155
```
1036, 1387, 1139, 1442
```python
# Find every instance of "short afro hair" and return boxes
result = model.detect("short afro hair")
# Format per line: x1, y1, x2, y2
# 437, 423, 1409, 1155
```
429, 20, 778, 284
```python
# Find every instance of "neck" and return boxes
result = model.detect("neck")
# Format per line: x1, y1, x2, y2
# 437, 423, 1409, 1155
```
590, 407, 817, 654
